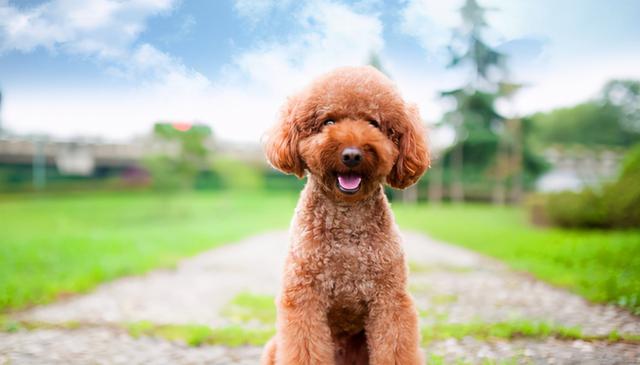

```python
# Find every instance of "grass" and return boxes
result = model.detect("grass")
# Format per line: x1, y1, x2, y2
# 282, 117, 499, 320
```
0, 190, 297, 311
3, 313, 638, 348
394, 203, 640, 315
427, 353, 523, 365
127, 321, 275, 347
221, 291, 277, 324
421, 319, 582, 345
4, 291, 640, 349
2, 190, 639, 342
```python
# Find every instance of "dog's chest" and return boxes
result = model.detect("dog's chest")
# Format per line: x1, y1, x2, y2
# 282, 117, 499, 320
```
320, 240, 379, 335
313, 230, 388, 309
327, 243, 377, 292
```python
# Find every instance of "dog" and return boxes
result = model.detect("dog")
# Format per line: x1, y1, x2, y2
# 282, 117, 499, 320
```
261, 66, 429, 365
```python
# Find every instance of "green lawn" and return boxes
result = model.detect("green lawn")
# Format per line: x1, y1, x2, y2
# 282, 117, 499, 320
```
394, 203, 640, 315
0, 191, 297, 311
2, 191, 639, 317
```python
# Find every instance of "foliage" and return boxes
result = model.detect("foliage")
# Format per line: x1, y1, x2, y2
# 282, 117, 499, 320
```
544, 144, 640, 228
602, 79, 640, 133
211, 157, 264, 191
442, 0, 507, 156
394, 204, 640, 315
436, 0, 544, 200
263, 169, 305, 191
0, 191, 297, 311
544, 190, 608, 228
530, 101, 640, 147
144, 123, 213, 191
143, 155, 189, 191
446, 0, 506, 85
530, 80, 640, 147
432, 117, 547, 200
441, 91, 502, 166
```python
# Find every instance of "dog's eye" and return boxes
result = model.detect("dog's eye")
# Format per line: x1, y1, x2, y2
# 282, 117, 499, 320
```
323, 119, 335, 126
369, 119, 381, 129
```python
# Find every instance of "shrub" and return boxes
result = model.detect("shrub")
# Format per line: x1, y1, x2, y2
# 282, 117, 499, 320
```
602, 147, 640, 228
543, 144, 640, 229
545, 189, 609, 228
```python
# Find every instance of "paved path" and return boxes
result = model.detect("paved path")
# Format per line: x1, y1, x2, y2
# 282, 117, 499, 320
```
2, 231, 639, 364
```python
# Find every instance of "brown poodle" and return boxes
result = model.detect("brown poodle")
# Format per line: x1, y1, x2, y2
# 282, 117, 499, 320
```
261, 66, 429, 365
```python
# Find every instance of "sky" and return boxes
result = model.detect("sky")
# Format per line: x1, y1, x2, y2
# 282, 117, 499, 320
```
0, 0, 639, 144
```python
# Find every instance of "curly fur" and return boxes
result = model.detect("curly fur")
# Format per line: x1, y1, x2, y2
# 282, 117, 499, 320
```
261, 66, 430, 365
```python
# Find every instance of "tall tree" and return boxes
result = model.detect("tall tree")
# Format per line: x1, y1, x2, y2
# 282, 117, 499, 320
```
0, 89, 3, 134
441, 0, 529, 203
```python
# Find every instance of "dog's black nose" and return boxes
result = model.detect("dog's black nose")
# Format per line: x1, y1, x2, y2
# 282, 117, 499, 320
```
341, 147, 362, 167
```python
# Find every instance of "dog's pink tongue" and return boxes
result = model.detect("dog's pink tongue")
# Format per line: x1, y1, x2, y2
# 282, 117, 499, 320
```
338, 174, 361, 190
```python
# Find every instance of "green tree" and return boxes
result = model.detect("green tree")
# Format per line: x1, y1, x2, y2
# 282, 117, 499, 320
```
530, 80, 640, 148
602, 79, 640, 134
145, 123, 213, 191
440, 0, 543, 203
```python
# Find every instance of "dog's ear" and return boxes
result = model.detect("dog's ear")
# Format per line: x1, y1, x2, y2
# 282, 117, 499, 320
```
386, 103, 430, 189
264, 94, 312, 178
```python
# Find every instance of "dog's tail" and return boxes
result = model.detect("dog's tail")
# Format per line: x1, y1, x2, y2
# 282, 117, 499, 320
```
260, 337, 277, 365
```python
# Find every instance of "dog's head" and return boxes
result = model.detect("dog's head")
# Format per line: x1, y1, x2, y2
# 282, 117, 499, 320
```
265, 66, 429, 202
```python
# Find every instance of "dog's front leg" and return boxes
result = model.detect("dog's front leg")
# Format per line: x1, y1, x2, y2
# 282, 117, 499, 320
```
365, 292, 423, 365
276, 288, 336, 365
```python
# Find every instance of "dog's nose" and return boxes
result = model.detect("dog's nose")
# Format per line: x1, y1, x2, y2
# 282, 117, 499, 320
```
341, 147, 362, 167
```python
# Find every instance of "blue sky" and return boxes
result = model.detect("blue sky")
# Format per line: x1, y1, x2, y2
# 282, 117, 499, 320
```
1, 0, 639, 143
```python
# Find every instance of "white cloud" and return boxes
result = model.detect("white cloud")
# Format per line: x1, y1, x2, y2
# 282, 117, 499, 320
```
8, 0, 637, 146
234, 1, 383, 93
0, 0, 215, 134
399, 0, 460, 54
0, 0, 217, 145
0, 0, 175, 58
3, 0, 386, 144
207, 1, 385, 142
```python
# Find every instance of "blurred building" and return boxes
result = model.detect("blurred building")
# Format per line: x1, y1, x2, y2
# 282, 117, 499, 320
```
536, 147, 623, 192
0, 134, 181, 191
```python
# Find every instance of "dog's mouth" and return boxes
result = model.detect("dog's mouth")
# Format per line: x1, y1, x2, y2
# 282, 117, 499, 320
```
336, 173, 362, 194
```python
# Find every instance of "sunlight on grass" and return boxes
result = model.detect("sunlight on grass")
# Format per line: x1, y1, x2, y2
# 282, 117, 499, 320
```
427, 354, 521, 365
395, 203, 640, 315
127, 321, 274, 347
0, 191, 297, 311
4, 315, 638, 348
221, 292, 276, 324
421, 319, 582, 345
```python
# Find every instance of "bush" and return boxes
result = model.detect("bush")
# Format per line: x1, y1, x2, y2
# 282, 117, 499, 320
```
143, 155, 196, 192
545, 190, 609, 228
543, 145, 640, 229
211, 158, 263, 191
602, 146, 640, 227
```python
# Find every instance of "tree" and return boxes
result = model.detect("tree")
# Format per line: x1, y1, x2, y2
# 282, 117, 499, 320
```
530, 80, 640, 148
602, 79, 640, 134
368, 52, 386, 75
439, 0, 544, 203
145, 122, 213, 191
0, 89, 3, 134
441, 0, 507, 203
